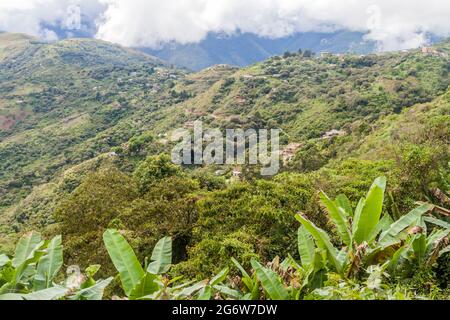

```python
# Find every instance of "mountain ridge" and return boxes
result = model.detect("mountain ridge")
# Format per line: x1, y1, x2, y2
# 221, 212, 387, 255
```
143, 31, 376, 71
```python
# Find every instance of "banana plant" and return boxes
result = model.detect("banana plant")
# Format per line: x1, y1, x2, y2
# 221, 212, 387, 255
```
103, 229, 230, 300
294, 177, 447, 279
250, 259, 290, 300
230, 258, 260, 300
386, 216, 450, 275
225, 256, 309, 300
0, 232, 111, 300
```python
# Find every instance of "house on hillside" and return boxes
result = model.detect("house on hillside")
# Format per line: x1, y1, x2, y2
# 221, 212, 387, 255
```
281, 143, 302, 164
320, 52, 333, 59
421, 47, 447, 57
321, 129, 346, 140
231, 167, 243, 182
235, 95, 247, 105
184, 121, 195, 129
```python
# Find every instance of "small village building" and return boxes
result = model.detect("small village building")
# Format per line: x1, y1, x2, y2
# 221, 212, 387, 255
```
321, 129, 346, 139
281, 143, 302, 164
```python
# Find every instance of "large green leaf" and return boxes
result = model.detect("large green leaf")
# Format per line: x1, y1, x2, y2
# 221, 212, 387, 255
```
129, 273, 159, 300
23, 286, 69, 301
335, 194, 353, 217
412, 234, 427, 265
69, 278, 113, 300
12, 233, 46, 285
320, 192, 351, 246
387, 236, 416, 274
210, 268, 229, 286
12, 232, 43, 268
297, 226, 315, 267
352, 198, 365, 235
103, 229, 144, 296
213, 285, 242, 299
231, 258, 255, 293
0, 293, 24, 300
34, 236, 63, 290
353, 177, 387, 244
368, 214, 393, 243
197, 286, 213, 300
424, 216, 450, 229
427, 229, 450, 250
426, 229, 450, 266
147, 237, 172, 275
176, 280, 208, 299
379, 204, 434, 246
251, 260, 289, 300
295, 214, 342, 274
0, 254, 9, 268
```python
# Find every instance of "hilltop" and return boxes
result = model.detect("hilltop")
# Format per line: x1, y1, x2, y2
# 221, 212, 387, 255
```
144, 31, 375, 71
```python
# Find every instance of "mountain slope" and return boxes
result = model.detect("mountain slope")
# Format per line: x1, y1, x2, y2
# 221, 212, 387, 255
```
152, 40, 449, 143
144, 31, 375, 71
0, 34, 449, 251
0, 33, 188, 216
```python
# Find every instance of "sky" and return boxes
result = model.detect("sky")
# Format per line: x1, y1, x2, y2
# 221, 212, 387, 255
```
0, 0, 449, 51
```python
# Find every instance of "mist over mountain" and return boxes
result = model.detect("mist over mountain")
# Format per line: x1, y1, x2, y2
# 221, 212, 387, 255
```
2, 0, 450, 71
2, 26, 377, 71
142, 31, 376, 71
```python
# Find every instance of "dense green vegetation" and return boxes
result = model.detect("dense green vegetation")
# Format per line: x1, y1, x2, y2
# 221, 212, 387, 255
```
1, 178, 448, 300
0, 33, 449, 299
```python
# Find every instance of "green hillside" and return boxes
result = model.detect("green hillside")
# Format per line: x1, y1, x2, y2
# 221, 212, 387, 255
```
0, 34, 186, 217
0, 34, 449, 300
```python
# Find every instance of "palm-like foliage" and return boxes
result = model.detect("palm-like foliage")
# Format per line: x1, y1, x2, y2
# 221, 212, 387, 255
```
103, 229, 231, 300
0, 177, 448, 300
225, 177, 449, 300
294, 177, 449, 280
0, 232, 112, 300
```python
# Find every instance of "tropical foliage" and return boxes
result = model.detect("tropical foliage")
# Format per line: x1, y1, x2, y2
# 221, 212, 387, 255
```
0, 232, 112, 300
0, 33, 449, 300
1, 178, 448, 300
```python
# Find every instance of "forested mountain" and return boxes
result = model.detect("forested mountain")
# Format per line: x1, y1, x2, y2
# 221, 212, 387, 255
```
143, 31, 375, 71
0, 33, 183, 228
0, 33, 449, 300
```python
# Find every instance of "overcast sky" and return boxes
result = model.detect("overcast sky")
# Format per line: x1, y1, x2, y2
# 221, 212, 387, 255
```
1, 0, 449, 51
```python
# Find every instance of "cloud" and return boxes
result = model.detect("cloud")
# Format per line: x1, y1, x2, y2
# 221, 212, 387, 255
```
0, 0, 105, 40
1, 0, 450, 50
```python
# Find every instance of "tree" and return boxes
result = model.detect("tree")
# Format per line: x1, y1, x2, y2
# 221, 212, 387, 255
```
133, 154, 182, 193
303, 50, 314, 58
54, 167, 138, 273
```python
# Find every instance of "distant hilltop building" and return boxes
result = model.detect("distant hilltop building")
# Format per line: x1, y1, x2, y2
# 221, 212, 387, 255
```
421, 47, 447, 58
232, 168, 242, 178
320, 52, 333, 58
231, 167, 243, 182
235, 95, 247, 105
281, 143, 302, 164
321, 129, 346, 140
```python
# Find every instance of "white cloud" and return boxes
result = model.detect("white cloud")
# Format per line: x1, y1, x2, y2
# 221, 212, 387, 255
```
1, 0, 449, 50
0, 0, 104, 40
